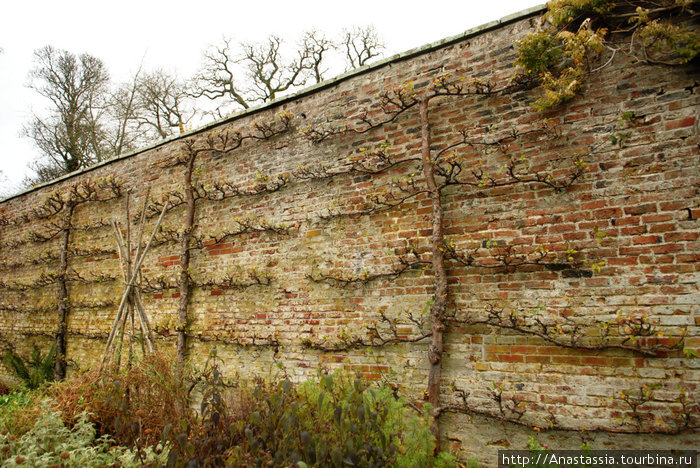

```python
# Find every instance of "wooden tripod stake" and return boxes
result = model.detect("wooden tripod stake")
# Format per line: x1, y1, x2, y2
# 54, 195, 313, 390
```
100, 189, 168, 371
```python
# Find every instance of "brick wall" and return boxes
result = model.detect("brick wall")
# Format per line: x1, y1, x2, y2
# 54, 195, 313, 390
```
0, 9, 698, 463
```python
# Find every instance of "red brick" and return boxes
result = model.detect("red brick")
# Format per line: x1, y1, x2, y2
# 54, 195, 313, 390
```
624, 204, 657, 216
511, 345, 538, 353
652, 244, 683, 254
498, 354, 524, 363
665, 116, 695, 130
633, 235, 661, 245
485, 345, 510, 353
525, 355, 551, 364
582, 357, 610, 366
664, 232, 698, 242
552, 356, 582, 365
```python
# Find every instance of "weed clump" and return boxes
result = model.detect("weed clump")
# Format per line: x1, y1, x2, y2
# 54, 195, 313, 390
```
167, 356, 455, 467
0, 351, 456, 467
50, 352, 188, 447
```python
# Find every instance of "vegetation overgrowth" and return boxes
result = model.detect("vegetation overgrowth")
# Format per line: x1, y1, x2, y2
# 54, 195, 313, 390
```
2, 344, 55, 390
515, 0, 699, 110
0, 351, 456, 467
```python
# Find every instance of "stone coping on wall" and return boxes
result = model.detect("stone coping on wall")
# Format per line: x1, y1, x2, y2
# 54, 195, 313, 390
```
1, 4, 546, 205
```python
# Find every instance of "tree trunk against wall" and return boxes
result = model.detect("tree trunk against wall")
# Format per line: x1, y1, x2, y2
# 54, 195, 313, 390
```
176, 153, 196, 367
54, 203, 75, 380
419, 97, 448, 447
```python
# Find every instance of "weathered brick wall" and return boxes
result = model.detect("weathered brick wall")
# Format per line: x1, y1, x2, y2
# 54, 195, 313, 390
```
1, 9, 698, 463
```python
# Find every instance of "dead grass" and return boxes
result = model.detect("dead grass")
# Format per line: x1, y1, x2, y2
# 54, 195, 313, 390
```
50, 352, 189, 446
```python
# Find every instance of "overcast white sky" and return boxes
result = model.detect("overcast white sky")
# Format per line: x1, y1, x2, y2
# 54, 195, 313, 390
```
0, 0, 543, 193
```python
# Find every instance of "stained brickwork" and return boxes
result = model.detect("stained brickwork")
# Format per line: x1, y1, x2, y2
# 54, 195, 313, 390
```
0, 8, 698, 463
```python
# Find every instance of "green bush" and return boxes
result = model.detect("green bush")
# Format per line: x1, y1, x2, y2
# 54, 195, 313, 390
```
0, 351, 455, 467
0, 389, 44, 437
0, 400, 168, 467
2, 344, 55, 390
294, 372, 455, 468
167, 366, 455, 467
515, 0, 699, 111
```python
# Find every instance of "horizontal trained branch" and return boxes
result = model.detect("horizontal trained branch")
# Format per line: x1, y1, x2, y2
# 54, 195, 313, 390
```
156, 111, 293, 169
448, 304, 685, 357
194, 173, 289, 201
438, 379, 698, 435
190, 216, 295, 251
20, 329, 110, 340
194, 268, 273, 291
0, 303, 57, 314
141, 268, 272, 293
307, 244, 429, 287
442, 238, 603, 274
301, 310, 430, 351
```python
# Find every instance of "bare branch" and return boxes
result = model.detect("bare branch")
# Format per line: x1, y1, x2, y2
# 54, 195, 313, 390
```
137, 69, 194, 139
341, 25, 385, 69
301, 30, 334, 83
190, 37, 250, 114
239, 35, 309, 103
23, 46, 112, 183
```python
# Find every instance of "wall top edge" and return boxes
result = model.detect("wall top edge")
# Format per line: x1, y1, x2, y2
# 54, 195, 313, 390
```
0, 4, 547, 205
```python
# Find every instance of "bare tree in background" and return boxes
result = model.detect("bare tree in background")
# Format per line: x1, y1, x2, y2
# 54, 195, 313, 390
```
302, 30, 334, 84
341, 25, 385, 69
239, 34, 318, 103
23, 46, 111, 184
23, 47, 152, 185
190, 27, 385, 117
136, 69, 193, 139
189, 38, 250, 115
106, 67, 146, 156
19, 28, 386, 186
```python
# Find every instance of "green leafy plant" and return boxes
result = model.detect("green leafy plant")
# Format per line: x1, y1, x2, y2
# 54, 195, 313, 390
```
516, 0, 699, 110
0, 400, 168, 467
166, 368, 455, 467
163, 349, 239, 467
0, 389, 44, 437
2, 344, 55, 390
235, 370, 455, 467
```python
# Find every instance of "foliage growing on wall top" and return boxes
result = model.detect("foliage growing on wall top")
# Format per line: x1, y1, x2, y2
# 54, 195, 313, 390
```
516, 0, 699, 110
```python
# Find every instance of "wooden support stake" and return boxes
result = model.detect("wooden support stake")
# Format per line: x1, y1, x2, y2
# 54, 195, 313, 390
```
100, 190, 167, 372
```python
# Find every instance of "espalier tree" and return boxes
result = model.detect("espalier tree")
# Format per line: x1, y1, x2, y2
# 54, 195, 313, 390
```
0, 178, 123, 379
0, 0, 696, 453
291, 0, 698, 444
